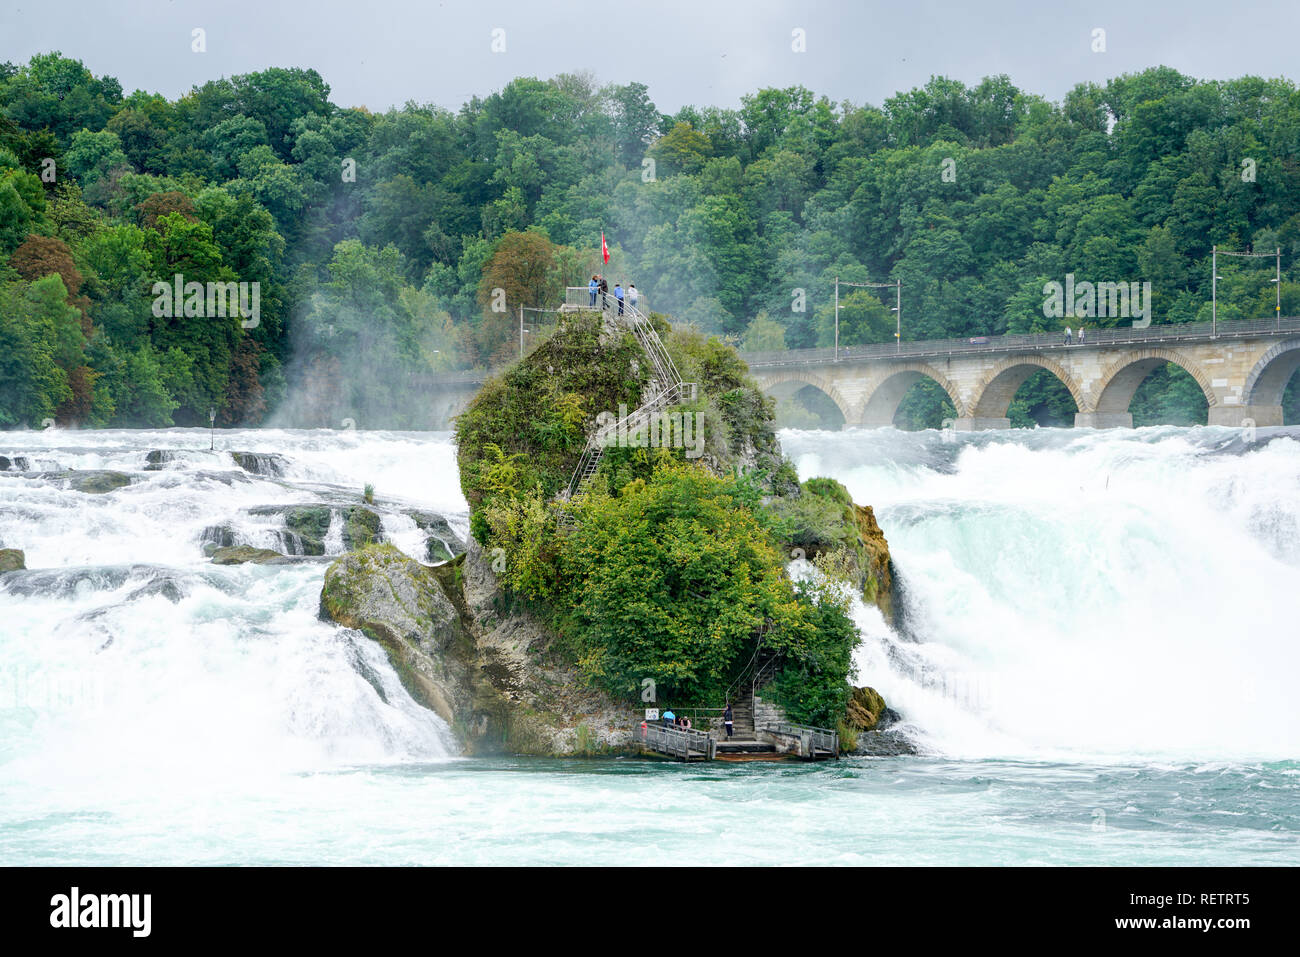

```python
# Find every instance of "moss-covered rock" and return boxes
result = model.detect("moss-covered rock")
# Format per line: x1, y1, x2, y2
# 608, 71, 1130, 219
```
455, 311, 648, 519
443, 307, 897, 743
285, 506, 331, 555
0, 548, 26, 572
210, 545, 284, 565
341, 506, 382, 550
854, 504, 894, 622
845, 685, 889, 731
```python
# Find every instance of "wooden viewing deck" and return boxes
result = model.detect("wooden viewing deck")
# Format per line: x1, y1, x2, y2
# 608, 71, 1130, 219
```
635, 721, 839, 763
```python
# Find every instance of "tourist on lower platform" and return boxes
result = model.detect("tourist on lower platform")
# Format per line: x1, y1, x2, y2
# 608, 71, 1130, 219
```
1064, 325, 1073, 345
588, 275, 598, 307
599, 276, 608, 308
723, 703, 734, 739
615, 282, 625, 315
1078, 326, 1086, 344
628, 283, 639, 311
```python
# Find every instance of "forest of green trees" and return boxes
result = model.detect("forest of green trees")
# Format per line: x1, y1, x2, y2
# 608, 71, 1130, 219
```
1, 53, 1298, 429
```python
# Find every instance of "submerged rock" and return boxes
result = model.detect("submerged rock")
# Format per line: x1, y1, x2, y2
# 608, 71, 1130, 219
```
210, 545, 285, 565
409, 510, 467, 563
0, 548, 26, 573
207, 503, 400, 559
285, 506, 331, 555
0, 455, 32, 471
199, 524, 237, 556
851, 728, 919, 757
66, 471, 131, 494
144, 450, 174, 470
126, 577, 188, 602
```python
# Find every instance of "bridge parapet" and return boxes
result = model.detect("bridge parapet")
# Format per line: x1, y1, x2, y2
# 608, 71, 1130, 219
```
739, 316, 1300, 370
744, 317, 1300, 430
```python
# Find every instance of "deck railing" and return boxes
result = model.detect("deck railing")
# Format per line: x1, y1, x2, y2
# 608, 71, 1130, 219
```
564, 286, 647, 314
640, 722, 714, 760
763, 721, 839, 756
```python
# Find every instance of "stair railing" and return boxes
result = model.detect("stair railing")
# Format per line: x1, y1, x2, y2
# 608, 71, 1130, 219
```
559, 293, 696, 507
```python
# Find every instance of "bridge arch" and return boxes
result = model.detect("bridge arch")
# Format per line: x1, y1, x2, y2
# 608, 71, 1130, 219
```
1242, 337, 1300, 408
1089, 349, 1218, 418
969, 356, 1086, 422
756, 371, 854, 425
857, 364, 964, 427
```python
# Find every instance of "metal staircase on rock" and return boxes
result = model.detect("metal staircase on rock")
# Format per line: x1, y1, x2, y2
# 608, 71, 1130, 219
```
558, 297, 695, 524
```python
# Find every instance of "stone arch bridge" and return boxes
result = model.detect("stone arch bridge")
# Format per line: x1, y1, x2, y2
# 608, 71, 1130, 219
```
421, 317, 1300, 430
744, 317, 1300, 430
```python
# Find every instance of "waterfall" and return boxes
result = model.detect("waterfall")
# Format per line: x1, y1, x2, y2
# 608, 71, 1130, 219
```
782, 425, 1300, 762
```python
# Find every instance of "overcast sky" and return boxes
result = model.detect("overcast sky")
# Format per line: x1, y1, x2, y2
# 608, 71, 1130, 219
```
3, 0, 1298, 114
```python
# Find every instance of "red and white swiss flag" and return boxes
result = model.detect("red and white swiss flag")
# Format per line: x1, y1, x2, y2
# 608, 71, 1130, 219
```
601, 231, 610, 264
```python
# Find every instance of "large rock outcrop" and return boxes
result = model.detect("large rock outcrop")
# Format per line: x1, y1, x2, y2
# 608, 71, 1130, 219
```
854, 504, 894, 622
319, 542, 634, 756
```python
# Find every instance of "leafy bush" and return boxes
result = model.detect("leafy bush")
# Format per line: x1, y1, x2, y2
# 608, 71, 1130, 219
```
761, 579, 859, 727
558, 462, 801, 704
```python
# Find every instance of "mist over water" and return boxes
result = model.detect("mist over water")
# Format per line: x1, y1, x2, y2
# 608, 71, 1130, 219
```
1, 424, 1297, 864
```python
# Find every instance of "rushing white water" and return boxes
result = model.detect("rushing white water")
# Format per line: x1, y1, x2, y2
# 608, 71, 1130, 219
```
0, 429, 463, 799
1, 423, 1297, 865
782, 425, 1300, 763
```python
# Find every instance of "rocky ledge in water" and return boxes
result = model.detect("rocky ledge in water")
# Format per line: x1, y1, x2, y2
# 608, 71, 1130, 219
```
210, 545, 292, 565
0, 563, 244, 599
0, 455, 32, 471
0, 548, 26, 573
320, 542, 632, 756
229, 451, 289, 476
201, 503, 466, 562
9, 470, 134, 493
843, 685, 915, 755
851, 728, 918, 757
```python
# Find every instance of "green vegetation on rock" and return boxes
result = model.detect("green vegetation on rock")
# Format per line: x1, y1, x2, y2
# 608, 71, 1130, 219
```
341, 506, 381, 550
455, 313, 891, 727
